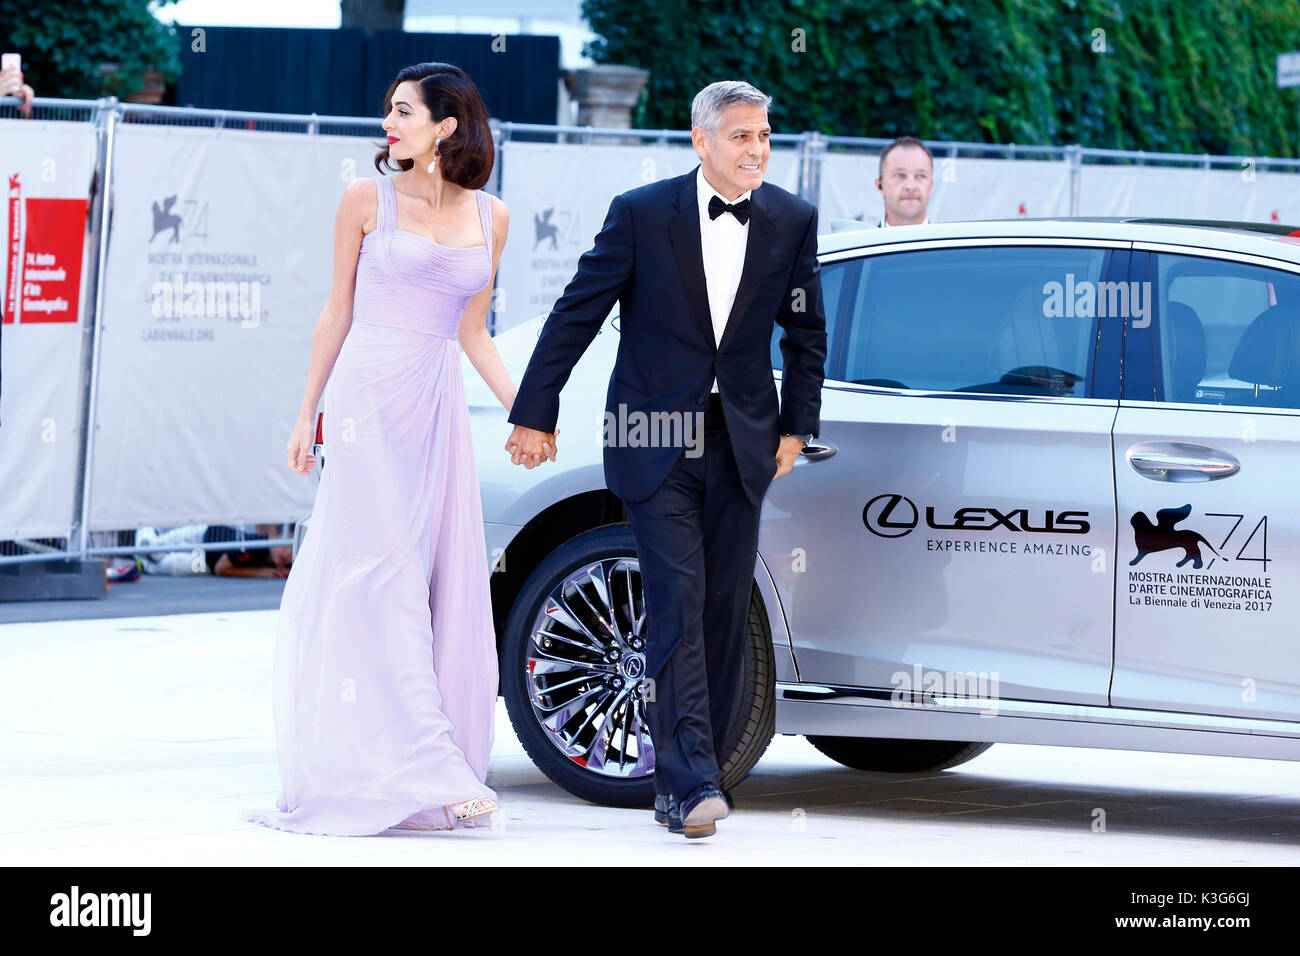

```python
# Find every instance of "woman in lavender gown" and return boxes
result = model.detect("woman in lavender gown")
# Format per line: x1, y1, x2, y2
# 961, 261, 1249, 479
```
239, 63, 549, 835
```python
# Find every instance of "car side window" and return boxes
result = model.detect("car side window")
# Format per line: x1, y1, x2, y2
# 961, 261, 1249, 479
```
1152, 252, 1300, 409
771, 256, 856, 378
833, 245, 1110, 396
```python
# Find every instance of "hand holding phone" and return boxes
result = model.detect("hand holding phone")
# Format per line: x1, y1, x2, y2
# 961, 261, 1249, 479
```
1, 53, 21, 96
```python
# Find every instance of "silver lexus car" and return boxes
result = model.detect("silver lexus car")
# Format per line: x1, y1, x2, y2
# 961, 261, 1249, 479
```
307, 216, 1300, 807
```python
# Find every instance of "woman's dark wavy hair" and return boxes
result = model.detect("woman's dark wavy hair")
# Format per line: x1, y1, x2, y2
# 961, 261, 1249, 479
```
374, 62, 493, 189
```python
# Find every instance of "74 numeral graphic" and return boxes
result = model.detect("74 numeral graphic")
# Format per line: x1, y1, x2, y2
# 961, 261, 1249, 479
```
1205, 512, 1268, 572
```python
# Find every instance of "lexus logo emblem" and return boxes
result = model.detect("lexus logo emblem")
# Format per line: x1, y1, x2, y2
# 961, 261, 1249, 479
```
863, 494, 919, 538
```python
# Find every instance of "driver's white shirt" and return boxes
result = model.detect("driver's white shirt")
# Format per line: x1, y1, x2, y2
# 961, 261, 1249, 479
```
878, 214, 931, 227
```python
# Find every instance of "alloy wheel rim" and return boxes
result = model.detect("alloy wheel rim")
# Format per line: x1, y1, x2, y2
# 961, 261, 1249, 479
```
525, 556, 656, 778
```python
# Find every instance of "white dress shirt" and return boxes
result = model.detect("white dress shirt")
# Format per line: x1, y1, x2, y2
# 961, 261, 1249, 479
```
696, 165, 750, 393
877, 213, 931, 227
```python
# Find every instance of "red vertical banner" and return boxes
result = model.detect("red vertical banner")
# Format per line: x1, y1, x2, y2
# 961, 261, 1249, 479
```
4, 174, 88, 324
4, 173, 19, 322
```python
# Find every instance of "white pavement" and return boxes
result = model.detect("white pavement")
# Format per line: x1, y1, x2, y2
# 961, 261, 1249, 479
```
1, 610, 1297, 865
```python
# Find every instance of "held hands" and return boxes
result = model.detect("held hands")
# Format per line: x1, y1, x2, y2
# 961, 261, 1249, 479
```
503, 427, 796, 476
505, 425, 559, 469
772, 434, 806, 481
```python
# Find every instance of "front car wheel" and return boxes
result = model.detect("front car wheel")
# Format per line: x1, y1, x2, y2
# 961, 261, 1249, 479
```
501, 524, 775, 807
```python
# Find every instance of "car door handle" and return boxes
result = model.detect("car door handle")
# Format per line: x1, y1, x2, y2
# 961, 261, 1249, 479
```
799, 439, 837, 461
1126, 442, 1239, 482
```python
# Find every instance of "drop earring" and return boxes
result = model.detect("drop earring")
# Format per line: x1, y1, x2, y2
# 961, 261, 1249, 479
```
427, 137, 441, 174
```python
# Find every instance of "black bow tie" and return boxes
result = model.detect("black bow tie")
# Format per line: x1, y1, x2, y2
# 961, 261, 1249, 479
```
708, 194, 752, 225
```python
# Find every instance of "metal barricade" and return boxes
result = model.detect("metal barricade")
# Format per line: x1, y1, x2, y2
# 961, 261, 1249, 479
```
3, 94, 1300, 572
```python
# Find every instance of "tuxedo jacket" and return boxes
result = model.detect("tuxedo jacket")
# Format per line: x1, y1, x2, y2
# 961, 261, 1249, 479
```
507, 164, 827, 506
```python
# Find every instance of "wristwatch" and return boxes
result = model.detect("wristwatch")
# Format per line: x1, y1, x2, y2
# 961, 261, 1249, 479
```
784, 433, 813, 445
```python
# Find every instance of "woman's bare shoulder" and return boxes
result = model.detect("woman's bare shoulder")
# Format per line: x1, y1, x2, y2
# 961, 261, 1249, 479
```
487, 192, 509, 228
341, 176, 380, 206
340, 176, 381, 233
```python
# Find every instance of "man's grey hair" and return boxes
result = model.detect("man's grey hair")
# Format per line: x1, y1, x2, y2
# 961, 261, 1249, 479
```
690, 81, 772, 135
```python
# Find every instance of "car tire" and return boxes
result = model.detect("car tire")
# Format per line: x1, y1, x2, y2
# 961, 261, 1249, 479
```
805, 736, 994, 773
501, 524, 776, 808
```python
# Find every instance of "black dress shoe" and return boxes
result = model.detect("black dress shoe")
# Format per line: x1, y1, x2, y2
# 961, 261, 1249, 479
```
653, 792, 682, 833
659, 790, 731, 820
677, 783, 728, 838
653, 792, 670, 823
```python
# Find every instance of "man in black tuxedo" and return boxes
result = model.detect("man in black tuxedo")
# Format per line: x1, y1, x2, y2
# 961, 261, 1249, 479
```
505, 80, 826, 838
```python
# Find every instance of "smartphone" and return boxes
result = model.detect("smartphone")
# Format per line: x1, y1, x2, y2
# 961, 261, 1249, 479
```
1, 53, 20, 73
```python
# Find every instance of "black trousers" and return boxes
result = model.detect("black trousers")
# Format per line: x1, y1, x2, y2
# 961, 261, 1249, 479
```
624, 391, 764, 799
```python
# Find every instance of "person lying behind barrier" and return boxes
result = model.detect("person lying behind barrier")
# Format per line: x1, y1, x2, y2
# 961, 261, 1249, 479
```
203, 523, 292, 578
134, 523, 293, 578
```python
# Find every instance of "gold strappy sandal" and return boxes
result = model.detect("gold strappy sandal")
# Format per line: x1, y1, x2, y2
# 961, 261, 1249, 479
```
391, 798, 500, 830
443, 798, 500, 827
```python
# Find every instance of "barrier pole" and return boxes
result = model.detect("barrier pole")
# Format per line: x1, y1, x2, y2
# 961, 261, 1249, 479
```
76, 96, 120, 558
1068, 143, 1081, 216
799, 130, 825, 208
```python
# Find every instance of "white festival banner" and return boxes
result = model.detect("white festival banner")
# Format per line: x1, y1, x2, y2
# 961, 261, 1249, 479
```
89, 124, 388, 531
496, 140, 801, 334
818, 151, 1073, 229
1078, 164, 1300, 223
0, 118, 97, 538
